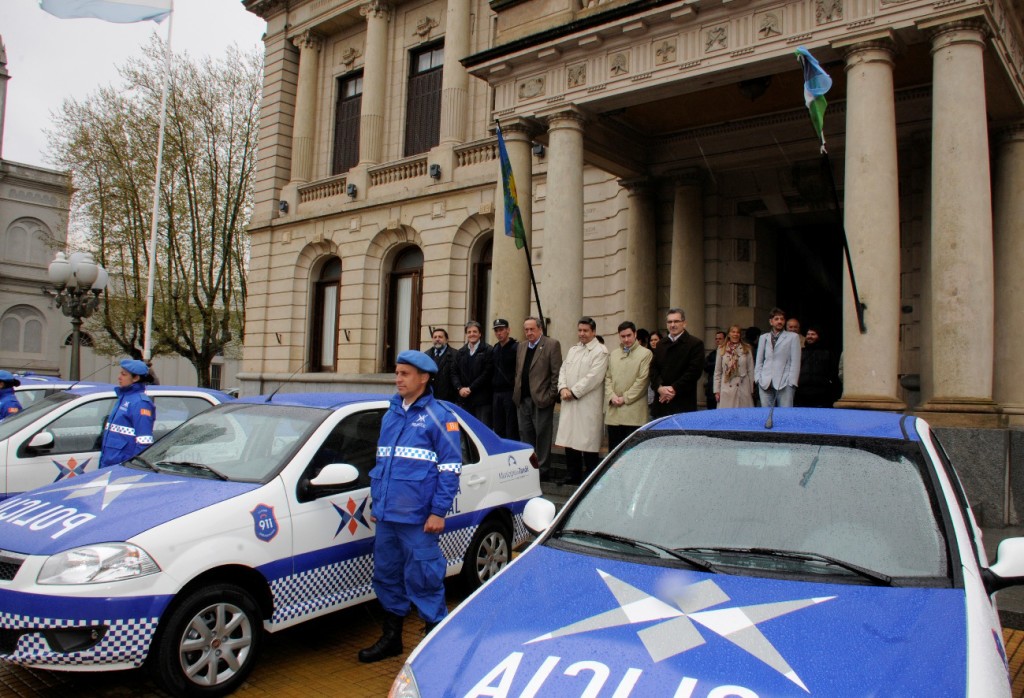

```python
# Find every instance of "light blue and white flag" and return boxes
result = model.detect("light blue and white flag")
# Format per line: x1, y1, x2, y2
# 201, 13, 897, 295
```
40, 0, 172, 23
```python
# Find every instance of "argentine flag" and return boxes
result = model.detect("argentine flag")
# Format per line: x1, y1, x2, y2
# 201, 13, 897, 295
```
40, 0, 172, 23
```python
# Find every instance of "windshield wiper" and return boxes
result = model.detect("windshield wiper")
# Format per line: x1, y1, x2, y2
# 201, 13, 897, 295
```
125, 455, 158, 472
676, 546, 893, 586
558, 529, 717, 573
155, 461, 230, 481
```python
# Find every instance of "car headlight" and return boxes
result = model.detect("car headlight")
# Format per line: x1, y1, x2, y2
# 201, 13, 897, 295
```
388, 663, 421, 698
37, 543, 160, 585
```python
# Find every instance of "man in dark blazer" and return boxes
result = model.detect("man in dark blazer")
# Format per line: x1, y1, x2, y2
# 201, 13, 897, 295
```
424, 328, 457, 402
650, 307, 705, 417
453, 321, 493, 426
513, 316, 563, 479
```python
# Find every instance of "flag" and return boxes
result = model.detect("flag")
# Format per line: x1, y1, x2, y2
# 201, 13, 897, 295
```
795, 46, 833, 146
495, 122, 527, 250
40, 0, 172, 23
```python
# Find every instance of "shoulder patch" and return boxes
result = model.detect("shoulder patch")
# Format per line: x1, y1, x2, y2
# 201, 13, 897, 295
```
139, 408, 153, 417
446, 421, 460, 432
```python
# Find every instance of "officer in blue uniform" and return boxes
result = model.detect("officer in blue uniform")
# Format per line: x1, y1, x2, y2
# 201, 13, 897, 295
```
98, 359, 156, 468
358, 350, 462, 663
0, 371, 22, 422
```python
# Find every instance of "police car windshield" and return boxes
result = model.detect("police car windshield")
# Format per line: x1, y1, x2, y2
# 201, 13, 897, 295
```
135, 403, 329, 482
558, 431, 950, 584
0, 392, 77, 442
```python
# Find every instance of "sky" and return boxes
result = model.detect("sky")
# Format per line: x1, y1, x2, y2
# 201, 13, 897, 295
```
1, 0, 267, 169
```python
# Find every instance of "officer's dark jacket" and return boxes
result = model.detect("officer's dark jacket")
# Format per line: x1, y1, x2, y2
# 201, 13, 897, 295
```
0, 388, 22, 422
98, 382, 155, 468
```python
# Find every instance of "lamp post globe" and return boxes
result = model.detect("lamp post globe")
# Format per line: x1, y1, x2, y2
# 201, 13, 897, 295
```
48, 251, 107, 381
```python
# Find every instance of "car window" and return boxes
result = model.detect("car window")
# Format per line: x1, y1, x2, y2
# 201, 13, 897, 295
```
560, 431, 949, 582
13, 389, 57, 409
303, 409, 385, 495
25, 397, 116, 456
152, 395, 218, 439
0, 392, 76, 442
461, 422, 479, 465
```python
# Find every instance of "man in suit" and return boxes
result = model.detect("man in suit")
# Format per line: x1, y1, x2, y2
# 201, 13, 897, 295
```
650, 308, 705, 417
513, 316, 563, 479
453, 321, 493, 426
424, 328, 457, 402
755, 307, 802, 407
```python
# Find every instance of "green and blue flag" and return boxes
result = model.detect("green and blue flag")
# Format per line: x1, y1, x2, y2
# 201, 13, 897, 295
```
496, 122, 526, 250
795, 46, 833, 147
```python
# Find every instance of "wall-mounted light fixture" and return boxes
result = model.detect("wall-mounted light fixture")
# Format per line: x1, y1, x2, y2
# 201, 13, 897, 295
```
428, 163, 442, 179
278, 200, 289, 214
346, 183, 358, 198
532, 143, 545, 157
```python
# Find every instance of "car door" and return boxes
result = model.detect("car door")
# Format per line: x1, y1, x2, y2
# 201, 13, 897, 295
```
7, 395, 115, 497
278, 406, 386, 625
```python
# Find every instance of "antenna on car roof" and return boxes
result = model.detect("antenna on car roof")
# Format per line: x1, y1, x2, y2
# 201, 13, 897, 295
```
265, 361, 309, 403
68, 362, 116, 391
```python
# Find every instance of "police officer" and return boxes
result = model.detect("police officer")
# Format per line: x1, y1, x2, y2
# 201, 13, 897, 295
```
98, 359, 156, 468
0, 371, 22, 422
358, 350, 463, 663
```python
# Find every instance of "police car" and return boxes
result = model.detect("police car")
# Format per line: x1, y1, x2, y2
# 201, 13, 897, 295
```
395, 408, 1024, 697
0, 384, 232, 499
12, 374, 110, 409
0, 393, 540, 696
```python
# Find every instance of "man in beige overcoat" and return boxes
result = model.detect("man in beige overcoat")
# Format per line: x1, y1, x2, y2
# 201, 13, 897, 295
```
555, 317, 609, 486
604, 321, 652, 452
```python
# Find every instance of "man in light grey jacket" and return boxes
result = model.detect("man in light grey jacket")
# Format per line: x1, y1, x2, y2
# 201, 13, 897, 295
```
754, 307, 802, 408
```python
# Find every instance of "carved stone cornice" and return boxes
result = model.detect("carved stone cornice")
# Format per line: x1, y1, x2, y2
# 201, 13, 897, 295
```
539, 105, 588, 129
922, 17, 990, 48
360, 1, 393, 22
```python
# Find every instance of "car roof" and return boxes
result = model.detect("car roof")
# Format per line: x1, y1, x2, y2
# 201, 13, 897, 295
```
645, 407, 920, 441
63, 384, 234, 402
16, 381, 113, 390
237, 392, 392, 409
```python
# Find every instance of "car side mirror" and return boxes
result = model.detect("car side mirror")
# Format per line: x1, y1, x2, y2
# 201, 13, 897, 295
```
310, 463, 361, 488
985, 537, 1024, 593
522, 497, 557, 536
27, 431, 55, 451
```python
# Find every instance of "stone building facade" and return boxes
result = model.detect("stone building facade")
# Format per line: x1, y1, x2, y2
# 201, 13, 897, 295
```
241, 0, 1024, 518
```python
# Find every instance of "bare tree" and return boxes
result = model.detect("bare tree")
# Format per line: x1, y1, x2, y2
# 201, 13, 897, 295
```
49, 39, 259, 386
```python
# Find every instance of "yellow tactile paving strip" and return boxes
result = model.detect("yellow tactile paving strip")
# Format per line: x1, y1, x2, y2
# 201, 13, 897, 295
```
1, 611, 1023, 696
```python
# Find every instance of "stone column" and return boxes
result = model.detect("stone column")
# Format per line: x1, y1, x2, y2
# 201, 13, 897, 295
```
491, 120, 534, 329
670, 175, 705, 341
289, 30, 323, 184
833, 35, 905, 410
359, 1, 391, 166
993, 124, 1024, 423
541, 108, 586, 350
919, 19, 997, 423
439, 0, 470, 146
621, 179, 657, 331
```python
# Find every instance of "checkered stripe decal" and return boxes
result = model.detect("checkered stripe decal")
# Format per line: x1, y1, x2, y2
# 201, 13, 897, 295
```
512, 512, 529, 547
393, 447, 437, 462
106, 423, 136, 436
437, 462, 461, 474
0, 610, 158, 667
137, 435, 153, 445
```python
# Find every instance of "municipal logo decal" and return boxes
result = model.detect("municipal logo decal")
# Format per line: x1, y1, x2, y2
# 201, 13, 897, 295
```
333, 497, 370, 536
412, 414, 428, 428
52, 456, 91, 482
251, 503, 279, 542
528, 570, 834, 692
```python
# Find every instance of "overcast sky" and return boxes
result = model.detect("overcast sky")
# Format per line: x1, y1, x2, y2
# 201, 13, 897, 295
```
2, 0, 267, 169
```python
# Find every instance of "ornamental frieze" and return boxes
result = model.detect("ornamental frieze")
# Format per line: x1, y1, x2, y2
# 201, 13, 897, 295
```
518, 76, 546, 99
568, 63, 587, 88
705, 25, 728, 52
816, 0, 843, 24
757, 12, 782, 39
609, 51, 629, 76
655, 40, 677, 65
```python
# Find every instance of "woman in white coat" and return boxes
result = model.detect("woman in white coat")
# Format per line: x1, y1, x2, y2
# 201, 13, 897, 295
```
714, 325, 755, 408
555, 318, 609, 485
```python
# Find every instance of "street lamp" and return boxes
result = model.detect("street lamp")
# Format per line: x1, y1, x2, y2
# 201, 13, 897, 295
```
47, 251, 108, 380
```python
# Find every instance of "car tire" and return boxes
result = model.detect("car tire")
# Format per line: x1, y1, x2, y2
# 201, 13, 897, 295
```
461, 520, 511, 589
152, 583, 262, 697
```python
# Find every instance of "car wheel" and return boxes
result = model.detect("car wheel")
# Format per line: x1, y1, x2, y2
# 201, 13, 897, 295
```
461, 520, 511, 589
152, 584, 262, 697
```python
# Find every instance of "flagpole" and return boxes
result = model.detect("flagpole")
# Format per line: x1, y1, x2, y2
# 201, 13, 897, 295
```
820, 150, 867, 333
142, 0, 174, 361
522, 236, 547, 336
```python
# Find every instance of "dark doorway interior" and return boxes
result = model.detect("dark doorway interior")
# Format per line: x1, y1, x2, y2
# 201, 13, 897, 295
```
775, 219, 844, 358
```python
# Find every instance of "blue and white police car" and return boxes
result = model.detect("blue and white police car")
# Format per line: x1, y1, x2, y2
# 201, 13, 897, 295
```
0, 384, 232, 499
394, 408, 1024, 697
0, 393, 540, 695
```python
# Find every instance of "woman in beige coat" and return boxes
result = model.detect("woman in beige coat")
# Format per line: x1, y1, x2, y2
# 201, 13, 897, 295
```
714, 325, 755, 408
555, 318, 609, 485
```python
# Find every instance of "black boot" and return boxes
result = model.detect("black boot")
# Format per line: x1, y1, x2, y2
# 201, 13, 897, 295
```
358, 612, 404, 663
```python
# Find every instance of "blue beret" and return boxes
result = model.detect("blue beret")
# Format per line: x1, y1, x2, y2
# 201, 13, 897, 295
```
0, 370, 19, 386
396, 350, 437, 374
120, 359, 149, 377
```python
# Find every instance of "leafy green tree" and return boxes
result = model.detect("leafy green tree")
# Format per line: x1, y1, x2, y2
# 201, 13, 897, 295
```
49, 38, 259, 386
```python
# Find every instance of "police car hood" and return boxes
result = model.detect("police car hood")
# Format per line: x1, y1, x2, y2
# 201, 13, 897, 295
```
412, 545, 967, 697
0, 466, 260, 556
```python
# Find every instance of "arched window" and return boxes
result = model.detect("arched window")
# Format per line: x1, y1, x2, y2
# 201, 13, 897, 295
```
472, 238, 493, 327
1, 306, 46, 354
64, 332, 95, 347
4, 218, 53, 266
310, 257, 341, 372
384, 246, 423, 370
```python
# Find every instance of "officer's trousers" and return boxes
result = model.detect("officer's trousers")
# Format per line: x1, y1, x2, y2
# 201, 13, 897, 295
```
372, 520, 448, 623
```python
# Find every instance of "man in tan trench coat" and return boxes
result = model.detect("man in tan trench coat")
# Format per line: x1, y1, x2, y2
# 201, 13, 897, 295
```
555, 317, 609, 486
604, 321, 652, 452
